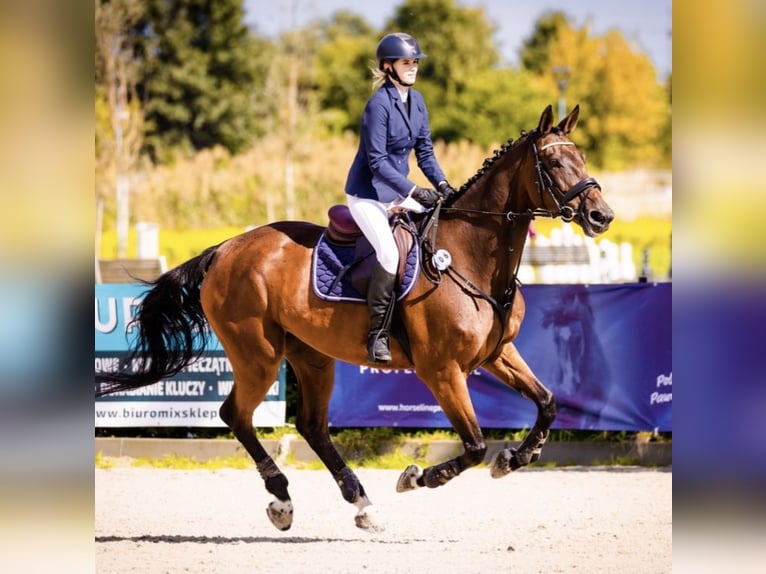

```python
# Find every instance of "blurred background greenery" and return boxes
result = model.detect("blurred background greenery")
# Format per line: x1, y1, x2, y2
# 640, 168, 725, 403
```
95, 0, 672, 277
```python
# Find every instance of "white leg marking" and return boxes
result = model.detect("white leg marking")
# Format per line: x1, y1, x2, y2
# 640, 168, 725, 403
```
396, 464, 423, 493
266, 498, 294, 531
354, 496, 385, 533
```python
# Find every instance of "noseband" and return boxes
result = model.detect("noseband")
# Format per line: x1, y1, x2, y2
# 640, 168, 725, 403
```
532, 136, 601, 222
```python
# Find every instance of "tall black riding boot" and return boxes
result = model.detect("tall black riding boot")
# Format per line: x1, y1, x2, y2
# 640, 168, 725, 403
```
366, 263, 397, 363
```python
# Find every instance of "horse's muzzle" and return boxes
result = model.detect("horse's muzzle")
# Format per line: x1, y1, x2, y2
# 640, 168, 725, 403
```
585, 205, 615, 235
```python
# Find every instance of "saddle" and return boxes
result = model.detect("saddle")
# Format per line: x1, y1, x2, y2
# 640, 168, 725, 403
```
311, 205, 419, 303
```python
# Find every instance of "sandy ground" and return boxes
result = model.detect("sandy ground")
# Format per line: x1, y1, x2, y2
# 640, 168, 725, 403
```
95, 465, 671, 573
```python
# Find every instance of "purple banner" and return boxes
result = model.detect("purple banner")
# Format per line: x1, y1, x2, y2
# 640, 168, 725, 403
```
329, 283, 671, 431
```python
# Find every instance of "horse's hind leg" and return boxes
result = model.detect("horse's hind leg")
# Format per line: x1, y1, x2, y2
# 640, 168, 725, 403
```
286, 336, 384, 533
483, 342, 557, 477
219, 361, 294, 531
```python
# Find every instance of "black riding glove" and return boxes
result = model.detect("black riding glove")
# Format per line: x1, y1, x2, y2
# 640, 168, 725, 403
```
438, 181, 457, 200
410, 186, 440, 208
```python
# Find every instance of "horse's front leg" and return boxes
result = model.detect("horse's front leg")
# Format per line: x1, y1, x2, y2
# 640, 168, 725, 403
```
397, 367, 487, 492
483, 342, 556, 477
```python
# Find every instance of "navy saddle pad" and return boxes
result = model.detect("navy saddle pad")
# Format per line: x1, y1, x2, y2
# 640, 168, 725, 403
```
311, 231, 420, 303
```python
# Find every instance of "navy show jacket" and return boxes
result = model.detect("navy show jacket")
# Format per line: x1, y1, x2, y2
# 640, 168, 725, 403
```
345, 81, 445, 202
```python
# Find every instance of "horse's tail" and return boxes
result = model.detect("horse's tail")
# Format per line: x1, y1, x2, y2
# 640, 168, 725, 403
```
95, 244, 221, 397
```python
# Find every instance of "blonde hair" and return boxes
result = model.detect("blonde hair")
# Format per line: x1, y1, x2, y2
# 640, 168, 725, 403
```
370, 60, 390, 90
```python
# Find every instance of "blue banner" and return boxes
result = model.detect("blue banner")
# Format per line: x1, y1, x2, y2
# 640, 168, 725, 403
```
96, 283, 671, 431
95, 284, 286, 427
328, 283, 671, 431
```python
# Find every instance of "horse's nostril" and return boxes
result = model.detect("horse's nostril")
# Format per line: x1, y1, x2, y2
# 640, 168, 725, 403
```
589, 209, 615, 226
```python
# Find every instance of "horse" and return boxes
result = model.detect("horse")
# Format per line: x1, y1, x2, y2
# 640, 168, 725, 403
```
96, 105, 614, 533
540, 284, 612, 428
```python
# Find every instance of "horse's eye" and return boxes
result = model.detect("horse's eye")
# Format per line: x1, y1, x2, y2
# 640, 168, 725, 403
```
549, 159, 562, 168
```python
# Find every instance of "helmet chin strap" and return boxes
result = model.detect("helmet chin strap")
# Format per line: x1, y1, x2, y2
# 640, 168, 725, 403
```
387, 68, 413, 87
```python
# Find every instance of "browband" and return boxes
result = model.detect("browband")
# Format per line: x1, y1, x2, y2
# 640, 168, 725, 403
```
538, 141, 575, 151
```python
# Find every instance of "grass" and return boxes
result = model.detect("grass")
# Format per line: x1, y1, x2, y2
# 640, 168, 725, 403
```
95, 451, 114, 470
131, 454, 254, 470
95, 430, 669, 471
95, 428, 671, 470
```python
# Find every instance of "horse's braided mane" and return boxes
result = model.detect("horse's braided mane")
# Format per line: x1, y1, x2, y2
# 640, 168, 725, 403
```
446, 126, 564, 206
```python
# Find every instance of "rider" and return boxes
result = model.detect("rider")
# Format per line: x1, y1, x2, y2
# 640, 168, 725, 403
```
345, 32, 457, 364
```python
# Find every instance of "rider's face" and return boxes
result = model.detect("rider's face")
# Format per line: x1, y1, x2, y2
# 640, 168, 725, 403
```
391, 58, 419, 85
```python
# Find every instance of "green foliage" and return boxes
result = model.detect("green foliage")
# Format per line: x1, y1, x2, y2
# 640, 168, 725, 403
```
520, 10, 571, 74
656, 77, 672, 167
384, 0, 505, 144
348, 450, 429, 470
95, 451, 114, 469
95, 0, 671, 215
580, 31, 668, 169
313, 12, 378, 135
330, 427, 402, 460
427, 67, 554, 147
96, 429, 670, 470
387, 0, 499, 87
133, 0, 263, 160
522, 13, 669, 169
95, 0, 672, 276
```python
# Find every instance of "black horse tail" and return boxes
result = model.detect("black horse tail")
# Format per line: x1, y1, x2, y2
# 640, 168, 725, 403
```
95, 244, 221, 397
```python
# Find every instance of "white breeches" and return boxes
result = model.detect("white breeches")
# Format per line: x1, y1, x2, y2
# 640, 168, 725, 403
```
346, 195, 398, 274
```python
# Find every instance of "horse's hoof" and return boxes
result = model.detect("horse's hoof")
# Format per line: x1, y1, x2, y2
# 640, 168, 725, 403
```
355, 506, 385, 533
490, 448, 514, 479
266, 499, 294, 531
396, 464, 423, 493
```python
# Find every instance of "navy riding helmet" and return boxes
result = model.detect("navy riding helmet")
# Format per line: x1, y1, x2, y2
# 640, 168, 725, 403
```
376, 33, 427, 62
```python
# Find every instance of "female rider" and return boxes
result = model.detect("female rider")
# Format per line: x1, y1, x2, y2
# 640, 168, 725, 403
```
345, 32, 456, 363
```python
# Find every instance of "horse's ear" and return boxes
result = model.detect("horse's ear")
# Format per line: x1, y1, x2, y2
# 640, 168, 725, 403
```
538, 105, 554, 134
558, 105, 580, 135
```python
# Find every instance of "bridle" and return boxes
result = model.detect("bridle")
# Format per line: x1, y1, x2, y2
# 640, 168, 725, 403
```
531, 134, 601, 223
416, 129, 602, 358
432, 130, 601, 223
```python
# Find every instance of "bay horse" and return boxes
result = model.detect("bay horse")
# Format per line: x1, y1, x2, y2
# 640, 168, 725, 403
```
96, 105, 614, 533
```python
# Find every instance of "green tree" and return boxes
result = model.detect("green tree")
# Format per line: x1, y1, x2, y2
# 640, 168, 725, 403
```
387, 0, 498, 92
549, 27, 667, 168
313, 11, 378, 134
386, 0, 497, 142
656, 75, 672, 166
95, 0, 146, 252
522, 13, 669, 168
450, 68, 555, 147
520, 10, 570, 74
134, 0, 262, 161
384, 0, 551, 144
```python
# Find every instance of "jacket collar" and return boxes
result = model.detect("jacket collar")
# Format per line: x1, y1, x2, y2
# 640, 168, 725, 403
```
383, 81, 412, 132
